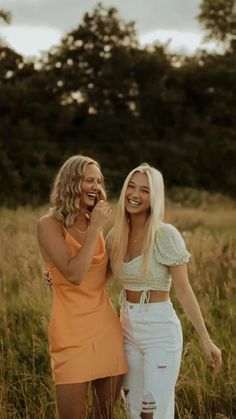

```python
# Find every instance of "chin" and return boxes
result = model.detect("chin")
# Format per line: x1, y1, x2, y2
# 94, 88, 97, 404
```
125, 206, 140, 214
80, 198, 93, 210
86, 200, 96, 208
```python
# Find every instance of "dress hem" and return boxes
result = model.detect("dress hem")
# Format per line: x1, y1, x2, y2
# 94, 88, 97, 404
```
54, 369, 128, 385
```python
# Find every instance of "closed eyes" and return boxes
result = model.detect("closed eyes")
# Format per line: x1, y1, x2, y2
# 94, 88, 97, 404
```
85, 178, 102, 183
127, 183, 149, 193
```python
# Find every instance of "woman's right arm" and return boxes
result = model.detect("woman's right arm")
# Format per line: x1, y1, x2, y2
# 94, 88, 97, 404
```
37, 201, 110, 285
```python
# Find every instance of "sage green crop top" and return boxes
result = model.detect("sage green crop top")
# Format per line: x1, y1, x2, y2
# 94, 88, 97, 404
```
106, 223, 191, 293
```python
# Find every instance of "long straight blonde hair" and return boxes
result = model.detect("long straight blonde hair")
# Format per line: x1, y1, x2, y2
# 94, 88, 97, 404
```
49, 155, 106, 227
109, 163, 164, 277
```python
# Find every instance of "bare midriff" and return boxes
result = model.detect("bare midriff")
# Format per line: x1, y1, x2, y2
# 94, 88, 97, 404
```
125, 289, 170, 303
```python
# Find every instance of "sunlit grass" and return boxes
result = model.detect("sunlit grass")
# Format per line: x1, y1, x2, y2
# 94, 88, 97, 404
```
0, 191, 235, 418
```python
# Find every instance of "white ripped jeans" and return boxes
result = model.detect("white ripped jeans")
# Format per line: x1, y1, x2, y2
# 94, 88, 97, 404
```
120, 298, 183, 419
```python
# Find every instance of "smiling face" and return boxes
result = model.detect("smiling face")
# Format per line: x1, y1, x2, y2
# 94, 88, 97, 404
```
125, 171, 151, 216
80, 163, 103, 209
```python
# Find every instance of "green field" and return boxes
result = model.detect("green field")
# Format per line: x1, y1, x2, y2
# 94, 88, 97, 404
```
0, 193, 236, 418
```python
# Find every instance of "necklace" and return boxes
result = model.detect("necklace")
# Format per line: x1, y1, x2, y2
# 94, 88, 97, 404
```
73, 221, 90, 234
130, 229, 147, 244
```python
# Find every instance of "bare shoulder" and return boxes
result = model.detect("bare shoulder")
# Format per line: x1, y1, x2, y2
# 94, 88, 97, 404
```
37, 214, 63, 235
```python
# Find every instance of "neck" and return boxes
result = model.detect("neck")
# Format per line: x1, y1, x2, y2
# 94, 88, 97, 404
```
73, 211, 90, 234
75, 210, 88, 221
73, 213, 88, 229
128, 212, 149, 231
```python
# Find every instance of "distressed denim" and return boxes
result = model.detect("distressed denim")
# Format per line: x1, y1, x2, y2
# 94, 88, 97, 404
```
120, 299, 183, 419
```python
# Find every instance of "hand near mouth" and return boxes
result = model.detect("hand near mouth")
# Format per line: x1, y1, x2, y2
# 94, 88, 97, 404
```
89, 200, 112, 232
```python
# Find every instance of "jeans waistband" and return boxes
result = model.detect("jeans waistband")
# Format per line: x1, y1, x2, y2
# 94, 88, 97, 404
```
119, 289, 172, 312
119, 288, 152, 306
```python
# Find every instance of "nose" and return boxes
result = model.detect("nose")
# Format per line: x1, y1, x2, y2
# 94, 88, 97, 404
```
91, 180, 100, 190
130, 187, 140, 198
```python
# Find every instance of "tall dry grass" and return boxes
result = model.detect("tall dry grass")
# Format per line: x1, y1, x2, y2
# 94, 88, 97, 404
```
0, 192, 236, 418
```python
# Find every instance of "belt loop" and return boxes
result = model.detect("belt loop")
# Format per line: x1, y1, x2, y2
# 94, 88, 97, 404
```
119, 289, 127, 309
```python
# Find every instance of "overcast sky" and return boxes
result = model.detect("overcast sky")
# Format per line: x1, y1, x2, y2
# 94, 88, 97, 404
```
0, 0, 218, 57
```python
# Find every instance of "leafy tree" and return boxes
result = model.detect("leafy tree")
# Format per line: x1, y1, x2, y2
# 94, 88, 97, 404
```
0, 9, 11, 25
0, 46, 31, 83
198, 0, 236, 50
1, 3, 236, 205
0, 72, 67, 206
43, 2, 139, 116
0, 7, 33, 85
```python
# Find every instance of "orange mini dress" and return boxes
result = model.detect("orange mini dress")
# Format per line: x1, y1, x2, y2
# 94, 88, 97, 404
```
45, 229, 128, 385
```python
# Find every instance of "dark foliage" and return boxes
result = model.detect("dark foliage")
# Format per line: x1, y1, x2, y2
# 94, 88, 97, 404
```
0, 3, 236, 206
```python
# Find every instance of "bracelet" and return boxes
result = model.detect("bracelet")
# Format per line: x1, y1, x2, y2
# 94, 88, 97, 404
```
202, 338, 213, 346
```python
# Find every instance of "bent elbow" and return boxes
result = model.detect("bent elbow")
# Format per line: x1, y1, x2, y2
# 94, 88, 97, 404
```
67, 274, 82, 286
64, 267, 82, 285
66, 258, 89, 285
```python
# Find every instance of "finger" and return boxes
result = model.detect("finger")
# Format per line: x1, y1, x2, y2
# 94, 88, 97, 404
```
213, 354, 222, 374
205, 351, 214, 365
96, 200, 105, 209
101, 200, 109, 208
101, 202, 110, 211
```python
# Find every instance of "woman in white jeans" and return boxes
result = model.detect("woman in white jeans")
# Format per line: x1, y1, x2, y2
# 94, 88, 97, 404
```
106, 163, 222, 419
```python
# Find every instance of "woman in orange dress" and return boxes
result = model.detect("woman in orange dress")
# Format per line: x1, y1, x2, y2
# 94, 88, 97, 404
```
37, 155, 127, 419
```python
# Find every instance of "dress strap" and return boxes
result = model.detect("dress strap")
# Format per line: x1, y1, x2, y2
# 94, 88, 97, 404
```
61, 223, 68, 236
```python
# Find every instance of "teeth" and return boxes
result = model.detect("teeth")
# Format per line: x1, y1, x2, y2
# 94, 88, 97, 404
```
128, 199, 141, 206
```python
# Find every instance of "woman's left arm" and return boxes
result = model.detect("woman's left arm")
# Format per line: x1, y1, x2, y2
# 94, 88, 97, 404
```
170, 264, 222, 373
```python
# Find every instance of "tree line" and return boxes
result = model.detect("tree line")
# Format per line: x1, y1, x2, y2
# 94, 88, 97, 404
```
0, 1, 236, 206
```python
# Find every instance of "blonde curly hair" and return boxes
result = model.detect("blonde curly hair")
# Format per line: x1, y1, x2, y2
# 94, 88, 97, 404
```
49, 155, 106, 227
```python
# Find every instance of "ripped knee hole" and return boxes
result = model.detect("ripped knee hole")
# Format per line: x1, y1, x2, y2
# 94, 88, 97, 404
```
142, 392, 156, 414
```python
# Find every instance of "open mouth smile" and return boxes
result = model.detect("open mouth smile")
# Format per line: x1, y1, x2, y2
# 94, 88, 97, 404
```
86, 193, 97, 200
128, 199, 141, 207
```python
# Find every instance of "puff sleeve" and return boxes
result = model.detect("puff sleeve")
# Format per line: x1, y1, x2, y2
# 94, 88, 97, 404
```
155, 223, 191, 266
